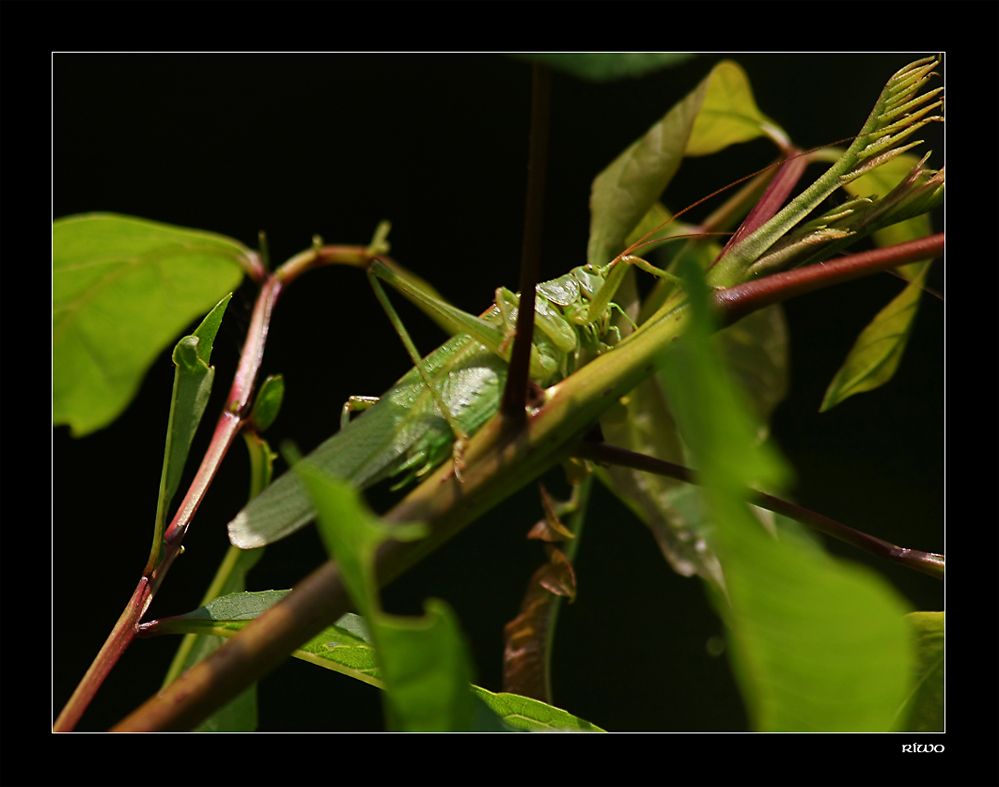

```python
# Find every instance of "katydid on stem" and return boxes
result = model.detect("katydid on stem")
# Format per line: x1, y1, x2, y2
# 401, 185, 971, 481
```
229, 56, 943, 565
228, 238, 693, 549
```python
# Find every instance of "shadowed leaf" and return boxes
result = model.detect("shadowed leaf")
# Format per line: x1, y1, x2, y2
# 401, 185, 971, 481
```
517, 53, 695, 83
503, 546, 576, 702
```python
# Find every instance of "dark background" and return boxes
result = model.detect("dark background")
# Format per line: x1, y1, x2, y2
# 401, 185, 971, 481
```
53, 54, 943, 732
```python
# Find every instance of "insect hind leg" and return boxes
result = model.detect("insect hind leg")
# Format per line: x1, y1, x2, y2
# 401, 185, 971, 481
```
365, 266, 471, 481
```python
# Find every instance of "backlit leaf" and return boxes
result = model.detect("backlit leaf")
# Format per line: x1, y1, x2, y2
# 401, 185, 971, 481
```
892, 611, 943, 731
472, 687, 605, 731
820, 261, 930, 412
53, 213, 248, 436
685, 60, 783, 156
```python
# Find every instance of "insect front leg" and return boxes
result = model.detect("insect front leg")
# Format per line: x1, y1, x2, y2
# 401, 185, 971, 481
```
495, 286, 569, 385
340, 395, 379, 429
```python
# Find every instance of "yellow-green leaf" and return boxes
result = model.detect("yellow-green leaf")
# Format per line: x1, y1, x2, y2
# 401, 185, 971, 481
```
892, 611, 943, 731
685, 60, 785, 156
820, 262, 930, 412
53, 213, 248, 436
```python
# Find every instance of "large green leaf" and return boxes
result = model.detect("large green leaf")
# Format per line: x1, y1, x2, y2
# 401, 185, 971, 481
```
710, 509, 914, 730
660, 257, 914, 730
586, 64, 709, 268
588, 60, 787, 271
53, 213, 249, 436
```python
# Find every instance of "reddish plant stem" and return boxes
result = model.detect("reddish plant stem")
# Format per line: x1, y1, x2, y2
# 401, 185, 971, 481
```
55, 278, 281, 732
55, 243, 375, 732
161, 276, 282, 551
119, 561, 351, 732
712, 233, 944, 326
53, 579, 152, 731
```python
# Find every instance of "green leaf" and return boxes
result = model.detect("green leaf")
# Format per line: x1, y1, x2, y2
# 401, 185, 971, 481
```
297, 613, 383, 688
819, 261, 930, 412
180, 589, 290, 623
148, 599, 385, 689
588, 59, 784, 271
146, 294, 232, 570
146, 594, 604, 731
587, 64, 711, 268
818, 154, 939, 411
298, 464, 482, 731
161, 294, 232, 508
514, 53, 695, 83
248, 374, 284, 433
53, 213, 248, 436
159, 549, 266, 731
660, 258, 914, 731
710, 505, 915, 731
684, 60, 784, 156
376, 599, 478, 732
892, 611, 943, 731
471, 687, 605, 731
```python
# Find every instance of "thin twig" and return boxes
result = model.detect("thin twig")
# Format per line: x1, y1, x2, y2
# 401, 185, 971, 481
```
576, 442, 943, 579
502, 62, 552, 422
